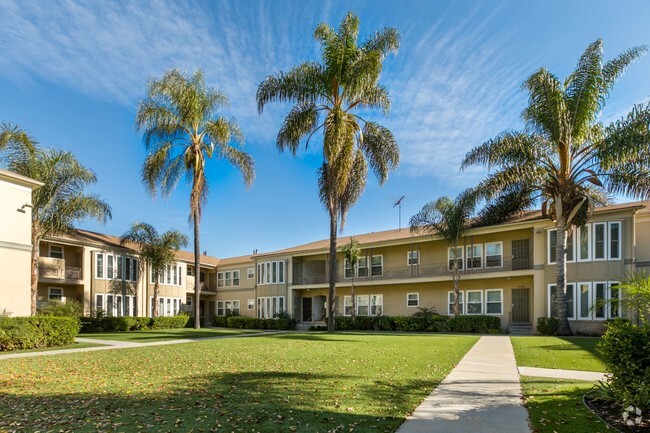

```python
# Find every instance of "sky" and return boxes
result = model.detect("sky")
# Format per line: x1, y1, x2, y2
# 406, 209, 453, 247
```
1, 0, 649, 258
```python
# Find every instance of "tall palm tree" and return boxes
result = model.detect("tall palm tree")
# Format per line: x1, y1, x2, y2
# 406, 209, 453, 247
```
409, 189, 479, 316
120, 222, 188, 318
8, 146, 111, 315
257, 12, 400, 331
137, 68, 254, 329
0, 123, 35, 161
461, 40, 650, 335
342, 237, 361, 318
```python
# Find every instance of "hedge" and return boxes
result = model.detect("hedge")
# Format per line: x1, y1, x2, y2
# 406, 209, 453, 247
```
0, 316, 80, 351
536, 317, 558, 335
151, 315, 190, 329
79, 315, 189, 333
225, 316, 296, 330
333, 314, 501, 333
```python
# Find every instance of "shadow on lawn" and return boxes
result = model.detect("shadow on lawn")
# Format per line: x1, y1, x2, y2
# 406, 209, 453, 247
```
538, 336, 605, 359
0, 370, 424, 433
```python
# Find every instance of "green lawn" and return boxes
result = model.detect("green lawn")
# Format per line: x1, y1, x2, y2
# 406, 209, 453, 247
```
522, 377, 608, 433
0, 333, 478, 432
78, 327, 264, 342
0, 342, 105, 356
511, 336, 606, 372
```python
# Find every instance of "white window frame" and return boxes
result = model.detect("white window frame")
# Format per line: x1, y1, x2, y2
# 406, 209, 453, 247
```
466, 244, 483, 269
447, 291, 464, 315
448, 246, 464, 271
278, 262, 285, 284
356, 294, 370, 316
256, 296, 285, 319
547, 230, 576, 265
357, 256, 368, 278
608, 282, 622, 319
593, 281, 608, 321
48, 287, 63, 301
49, 245, 64, 259
577, 224, 591, 262
577, 281, 592, 320
96, 252, 104, 279
247, 268, 254, 279
466, 290, 483, 315
247, 299, 254, 310
407, 251, 419, 266
233, 270, 240, 286
484, 241, 503, 268
593, 222, 607, 261
370, 294, 383, 316
343, 295, 353, 316
485, 289, 503, 315
370, 255, 383, 277
608, 222, 622, 260
548, 283, 576, 319
406, 292, 419, 307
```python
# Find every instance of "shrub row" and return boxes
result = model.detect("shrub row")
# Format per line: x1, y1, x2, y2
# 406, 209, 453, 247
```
212, 315, 297, 330
536, 317, 559, 335
80, 315, 189, 333
0, 316, 80, 351
334, 314, 501, 333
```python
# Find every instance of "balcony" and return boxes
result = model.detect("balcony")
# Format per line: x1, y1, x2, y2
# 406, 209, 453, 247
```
292, 258, 532, 286
38, 257, 83, 282
186, 275, 216, 293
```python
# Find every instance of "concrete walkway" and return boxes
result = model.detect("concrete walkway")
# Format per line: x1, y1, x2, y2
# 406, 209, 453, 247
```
397, 335, 531, 433
518, 366, 607, 382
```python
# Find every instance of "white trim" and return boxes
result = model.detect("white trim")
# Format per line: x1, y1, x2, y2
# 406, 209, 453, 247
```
608, 221, 622, 260
48, 287, 63, 301
593, 222, 607, 261
448, 246, 464, 271
466, 290, 483, 315
247, 299, 254, 310
49, 244, 64, 259
370, 255, 383, 277
577, 282, 592, 320
577, 224, 591, 262
485, 289, 503, 315
407, 251, 419, 266
406, 292, 419, 307
466, 244, 483, 269
247, 268, 254, 279
447, 290, 464, 315
484, 241, 503, 268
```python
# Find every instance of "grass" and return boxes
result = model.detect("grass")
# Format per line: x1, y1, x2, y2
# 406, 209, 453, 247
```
78, 327, 264, 342
0, 333, 478, 432
0, 342, 104, 356
521, 377, 609, 433
511, 336, 606, 372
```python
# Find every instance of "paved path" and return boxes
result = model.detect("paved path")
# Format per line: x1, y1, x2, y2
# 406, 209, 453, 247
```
397, 335, 531, 433
0, 330, 285, 360
518, 366, 607, 382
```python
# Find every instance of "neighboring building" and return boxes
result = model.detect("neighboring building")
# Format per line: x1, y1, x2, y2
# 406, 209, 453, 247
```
22, 199, 650, 332
0, 169, 43, 316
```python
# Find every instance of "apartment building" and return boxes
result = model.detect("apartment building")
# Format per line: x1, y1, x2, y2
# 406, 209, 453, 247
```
12, 199, 650, 333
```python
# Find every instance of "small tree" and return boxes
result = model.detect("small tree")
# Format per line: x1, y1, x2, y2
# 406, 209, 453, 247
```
342, 237, 361, 318
120, 222, 188, 318
613, 270, 650, 325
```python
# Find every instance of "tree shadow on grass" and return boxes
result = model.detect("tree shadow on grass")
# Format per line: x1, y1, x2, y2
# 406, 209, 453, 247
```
0, 370, 418, 433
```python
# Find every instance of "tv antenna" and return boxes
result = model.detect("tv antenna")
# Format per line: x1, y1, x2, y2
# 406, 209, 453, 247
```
393, 195, 405, 231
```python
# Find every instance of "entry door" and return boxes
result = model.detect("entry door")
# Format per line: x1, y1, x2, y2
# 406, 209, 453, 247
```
302, 297, 312, 322
511, 239, 530, 270
511, 288, 530, 324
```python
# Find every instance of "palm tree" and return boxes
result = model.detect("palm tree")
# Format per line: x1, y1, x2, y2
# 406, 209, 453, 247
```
8, 146, 111, 314
0, 123, 35, 161
409, 189, 479, 316
342, 237, 361, 318
257, 12, 400, 331
120, 222, 188, 318
461, 40, 650, 335
137, 68, 254, 329
612, 271, 650, 325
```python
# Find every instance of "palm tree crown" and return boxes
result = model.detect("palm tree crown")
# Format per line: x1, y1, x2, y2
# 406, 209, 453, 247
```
137, 68, 254, 328
461, 40, 650, 334
257, 12, 400, 331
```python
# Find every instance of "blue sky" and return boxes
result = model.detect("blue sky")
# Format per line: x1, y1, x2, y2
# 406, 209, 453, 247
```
1, 0, 649, 258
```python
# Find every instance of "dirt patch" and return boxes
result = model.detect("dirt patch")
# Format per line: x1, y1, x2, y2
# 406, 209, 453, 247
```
584, 396, 649, 432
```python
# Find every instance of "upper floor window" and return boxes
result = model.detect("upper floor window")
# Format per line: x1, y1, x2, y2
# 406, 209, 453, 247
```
49, 245, 64, 259
371, 255, 383, 277
485, 242, 502, 268
48, 287, 63, 301
344, 256, 370, 279
247, 268, 254, 279
407, 251, 419, 266
466, 244, 483, 269
448, 247, 464, 271
257, 261, 285, 285
150, 264, 182, 286
548, 221, 622, 264
96, 252, 138, 282
218, 270, 240, 287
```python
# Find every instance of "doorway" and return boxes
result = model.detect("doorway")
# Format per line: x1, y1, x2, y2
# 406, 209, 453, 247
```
302, 297, 312, 322
511, 288, 530, 324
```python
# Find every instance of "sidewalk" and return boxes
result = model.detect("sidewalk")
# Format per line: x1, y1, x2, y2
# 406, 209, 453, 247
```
397, 335, 531, 433
518, 366, 606, 382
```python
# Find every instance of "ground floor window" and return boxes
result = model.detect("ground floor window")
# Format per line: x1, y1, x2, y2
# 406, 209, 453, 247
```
257, 296, 285, 319
448, 291, 464, 315
448, 289, 503, 316
48, 287, 63, 301
217, 300, 241, 316
548, 281, 620, 320
466, 290, 483, 314
247, 299, 254, 310
96, 293, 137, 317
342, 294, 383, 316
149, 296, 182, 317
485, 289, 503, 315
407, 292, 419, 307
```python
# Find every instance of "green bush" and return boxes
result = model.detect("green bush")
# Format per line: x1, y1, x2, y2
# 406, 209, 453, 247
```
226, 316, 296, 330
80, 316, 147, 333
536, 317, 559, 335
0, 316, 80, 351
131, 316, 152, 330
448, 315, 501, 333
101, 316, 135, 332
597, 320, 650, 411
151, 315, 190, 329
213, 316, 228, 327
38, 299, 82, 318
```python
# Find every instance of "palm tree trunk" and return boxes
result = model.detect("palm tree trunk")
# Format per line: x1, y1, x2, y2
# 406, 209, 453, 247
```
327, 207, 338, 332
153, 272, 160, 318
556, 216, 572, 335
193, 207, 201, 329
30, 233, 40, 316
452, 241, 460, 316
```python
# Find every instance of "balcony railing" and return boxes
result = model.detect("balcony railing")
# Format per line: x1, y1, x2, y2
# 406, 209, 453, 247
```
186, 275, 216, 292
38, 257, 82, 281
292, 258, 531, 286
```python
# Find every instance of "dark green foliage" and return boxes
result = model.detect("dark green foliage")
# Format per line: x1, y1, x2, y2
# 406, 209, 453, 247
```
212, 316, 228, 327
392, 316, 450, 332
131, 317, 152, 330
537, 317, 559, 335
37, 299, 82, 317
596, 320, 650, 410
226, 316, 296, 330
448, 315, 501, 333
0, 316, 80, 351
309, 325, 328, 331
151, 315, 190, 329
333, 315, 500, 333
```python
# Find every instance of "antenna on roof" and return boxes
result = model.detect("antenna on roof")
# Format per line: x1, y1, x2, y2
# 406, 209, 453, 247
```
393, 195, 405, 231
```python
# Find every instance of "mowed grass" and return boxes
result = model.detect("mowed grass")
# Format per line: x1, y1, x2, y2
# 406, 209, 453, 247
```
0, 342, 105, 356
0, 333, 478, 432
521, 377, 607, 433
511, 336, 606, 372
79, 327, 263, 342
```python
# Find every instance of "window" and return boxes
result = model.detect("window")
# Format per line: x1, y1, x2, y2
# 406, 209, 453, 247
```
578, 225, 591, 261
151, 264, 182, 286
466, 244, 483, 269
256, 296, 285, 318
48, 287, 63, 301
578, 282, 592, 319
217, 301, 224, 316
233, 270, 240, 286
107, 294, 114, 317
247, 268, 254, 279
217, 272, 224, 287
96, 253, 104, 279
173, 266, 178, 285
466, 290, 483, 314
344, 259, 354, 279
95, 294, 104, 312
448, 291, 464, 315
370, 295, 383, 316
371, 256, 383, 277
357, 295, 369, 316
357, 257, 368, 277
151, 297, 183, 317
116, 295, 123, 317
407, 292, 419, 307
407, 251, 419, 266
594, 282, 607, 319
225, 271, 232, 286
485, 289, 502, 315
247, 299, 254, 310
257, 261, 286, 285
50, 245, 64, 259
448, 247, 463, 270
593, 223, 607, 260
278, 262, 284, 284
609, 282, 622, 318
107, 255, 114, 279
609, 222, 621, 260
548, 230, 575, 264
344, 296, 353, 316
485, 242, 502, 268
548, 284, 575, 319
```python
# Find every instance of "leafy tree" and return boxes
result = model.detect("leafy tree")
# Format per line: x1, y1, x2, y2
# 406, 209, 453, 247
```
461, 40, 650, 335
137, 69, 254, 328
8, 145, 111, 315
342, 237, 361, 318
613, 270, 650, 325
257, 12, 400, 331
409, 189, 479, 316
120, 222, 188, 318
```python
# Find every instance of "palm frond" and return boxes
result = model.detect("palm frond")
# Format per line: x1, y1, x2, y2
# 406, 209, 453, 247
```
256, 62, 326, 113
461, 131, 543, 170
362, 27, 401, 57
276, 103, 321, 155
218, 144, 255, 188
522, 68, 567, 142
360, 121, 399, 184
603, 45, 647, 91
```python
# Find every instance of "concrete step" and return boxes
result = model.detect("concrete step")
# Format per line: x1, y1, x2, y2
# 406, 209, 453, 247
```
508, 325, 533, 335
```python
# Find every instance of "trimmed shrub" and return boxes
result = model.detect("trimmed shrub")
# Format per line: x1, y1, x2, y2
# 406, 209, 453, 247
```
151, 315, 190, 329
212, 316, 228, 327
597, 320, 650, 411
131, 316, 152, 330
0, 316, 80, 351
38, 299, 82, 318
226, 316, 296, 330
101, 316, 135, 332
79, 316, 147, 333
448, 315, 501, 333
536, 317, 558, 335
